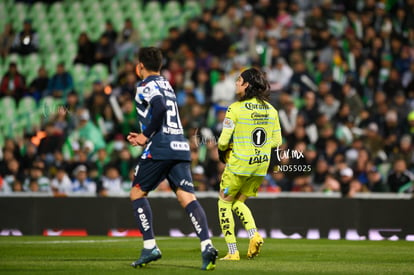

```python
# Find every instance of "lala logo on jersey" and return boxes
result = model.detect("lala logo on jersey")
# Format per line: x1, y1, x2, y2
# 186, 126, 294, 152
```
248, 154, 269, 165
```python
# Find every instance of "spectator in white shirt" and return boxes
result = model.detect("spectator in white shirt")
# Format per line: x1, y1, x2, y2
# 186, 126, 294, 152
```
50, 166, 72, 197
97, 165, 124, 197
264, 57, 293, 91
211, 69, 236, 107
71, 165, 96, 195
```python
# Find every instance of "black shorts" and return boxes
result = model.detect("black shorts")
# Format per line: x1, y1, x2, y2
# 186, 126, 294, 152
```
132, 159, 195, 193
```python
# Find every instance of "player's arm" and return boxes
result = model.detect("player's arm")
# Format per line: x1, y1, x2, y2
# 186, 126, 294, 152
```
142, 95, 167, 138
270, 110, 282, 148
217, 106, 236, 163
128, 95, 167, 146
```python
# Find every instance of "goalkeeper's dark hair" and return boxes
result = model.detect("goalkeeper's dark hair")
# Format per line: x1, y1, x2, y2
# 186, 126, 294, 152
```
138, 47, 163, 72
240, 68, 270, 103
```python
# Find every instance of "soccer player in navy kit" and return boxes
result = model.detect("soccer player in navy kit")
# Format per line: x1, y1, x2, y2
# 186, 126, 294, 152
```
127, 47, 218, 270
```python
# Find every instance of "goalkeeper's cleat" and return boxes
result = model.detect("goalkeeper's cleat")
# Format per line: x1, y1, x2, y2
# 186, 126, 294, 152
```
220, 251, 240, 261
247, 232, 263, 259
201, 244, 218, 270
131, 247, 162, 268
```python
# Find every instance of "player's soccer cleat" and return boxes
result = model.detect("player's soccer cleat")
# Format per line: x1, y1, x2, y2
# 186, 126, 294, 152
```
219, 251, 240, 261
201, 244, 218, 270
247, 232, 264, 259
131, 247, 162, 268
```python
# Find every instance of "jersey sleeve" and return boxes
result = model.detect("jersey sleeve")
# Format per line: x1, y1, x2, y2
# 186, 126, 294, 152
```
136, 81, 162, 104
270, 109, 282, 148
218, 104, 237, 151
142, 96, 167, 138
135, 81, 164, 134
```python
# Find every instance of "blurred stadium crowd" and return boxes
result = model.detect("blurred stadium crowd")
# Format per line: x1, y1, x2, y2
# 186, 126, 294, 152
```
1, 0, 414, 197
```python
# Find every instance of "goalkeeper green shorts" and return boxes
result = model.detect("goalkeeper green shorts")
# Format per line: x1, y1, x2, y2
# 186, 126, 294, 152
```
220, 168, 264, 198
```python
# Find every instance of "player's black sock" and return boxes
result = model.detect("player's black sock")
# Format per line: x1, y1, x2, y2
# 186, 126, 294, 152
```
132, 198, 155, 241
185, 200, 210, 241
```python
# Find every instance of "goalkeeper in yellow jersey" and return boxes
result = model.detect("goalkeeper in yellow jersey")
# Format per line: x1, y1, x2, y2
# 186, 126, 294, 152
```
217, 68, 282, 260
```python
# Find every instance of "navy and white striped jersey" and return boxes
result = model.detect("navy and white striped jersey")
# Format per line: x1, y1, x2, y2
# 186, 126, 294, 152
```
135, 75, 191, 161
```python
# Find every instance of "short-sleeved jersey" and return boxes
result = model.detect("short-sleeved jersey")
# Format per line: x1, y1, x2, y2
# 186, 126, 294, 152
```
135, 75, 190, 161
218, 97, 282, 176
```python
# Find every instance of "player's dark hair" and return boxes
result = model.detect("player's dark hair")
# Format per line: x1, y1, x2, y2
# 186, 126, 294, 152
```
240, 68, 270, 103
138, 47, 163, 72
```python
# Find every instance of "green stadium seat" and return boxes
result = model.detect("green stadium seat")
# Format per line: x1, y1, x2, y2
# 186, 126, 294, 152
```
0, 118, 12, 139
62, 1, 81, 19
18, 96, 37, 112
48, 15, 69, 34
48, 10, 67, 26
0, 130, 4, 148
145, 1, 161, 13
0, 97, 17, 126
183, 1, 202, 18
38, 95, 55, 108
204, 0, 217, 9
89, 63, 109, 83
32, 1, 47, 12
17, 96, 37, 128
43, 53, 60, 75
11, 118, 25, 138
165, 16, 186, 29
37, 32, 54, 53
71, 64, 89, 95
69, 19, 89, 37
82, 0, 101, 13
25, 53, 41, 66
132, 16, 145, 30
21, 53, 41, 78
10, 3, 28, 31
2, 0, 14, 14
4, 54, 24, 72
38, 96, 59, 123
17, 96, 41, 134
61, 43, 77, 66
55, 31, 73, 47
165, 1, 181, 11
0, 3, 7, 20
25, 69, 38, 85
0, 96, 16, 110
85, 8, 104, 24
101, 0, 120, 14
164, 1, 182, 20
109, 12, 125, 31
66, 8, 86, 26
29, 3, 48, 27
123, 3, 143, 20
50, 1, 64, 12
121, 0, 142, 14
35, 21, 51, 37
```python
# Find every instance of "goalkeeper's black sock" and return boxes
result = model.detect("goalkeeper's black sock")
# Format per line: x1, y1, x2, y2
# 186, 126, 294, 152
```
185, 200, 210, 242
132, 198, 155, 242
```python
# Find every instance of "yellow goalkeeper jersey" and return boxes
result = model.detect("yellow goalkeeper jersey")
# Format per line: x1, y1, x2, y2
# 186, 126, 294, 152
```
218, 97, 282, 176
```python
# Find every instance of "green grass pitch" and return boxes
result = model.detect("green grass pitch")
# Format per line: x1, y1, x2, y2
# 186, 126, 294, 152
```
0, 236, 413, 274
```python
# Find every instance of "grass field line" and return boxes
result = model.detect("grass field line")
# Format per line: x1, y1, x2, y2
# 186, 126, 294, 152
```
1, 237, 414, 274
0, 237, 172, 245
